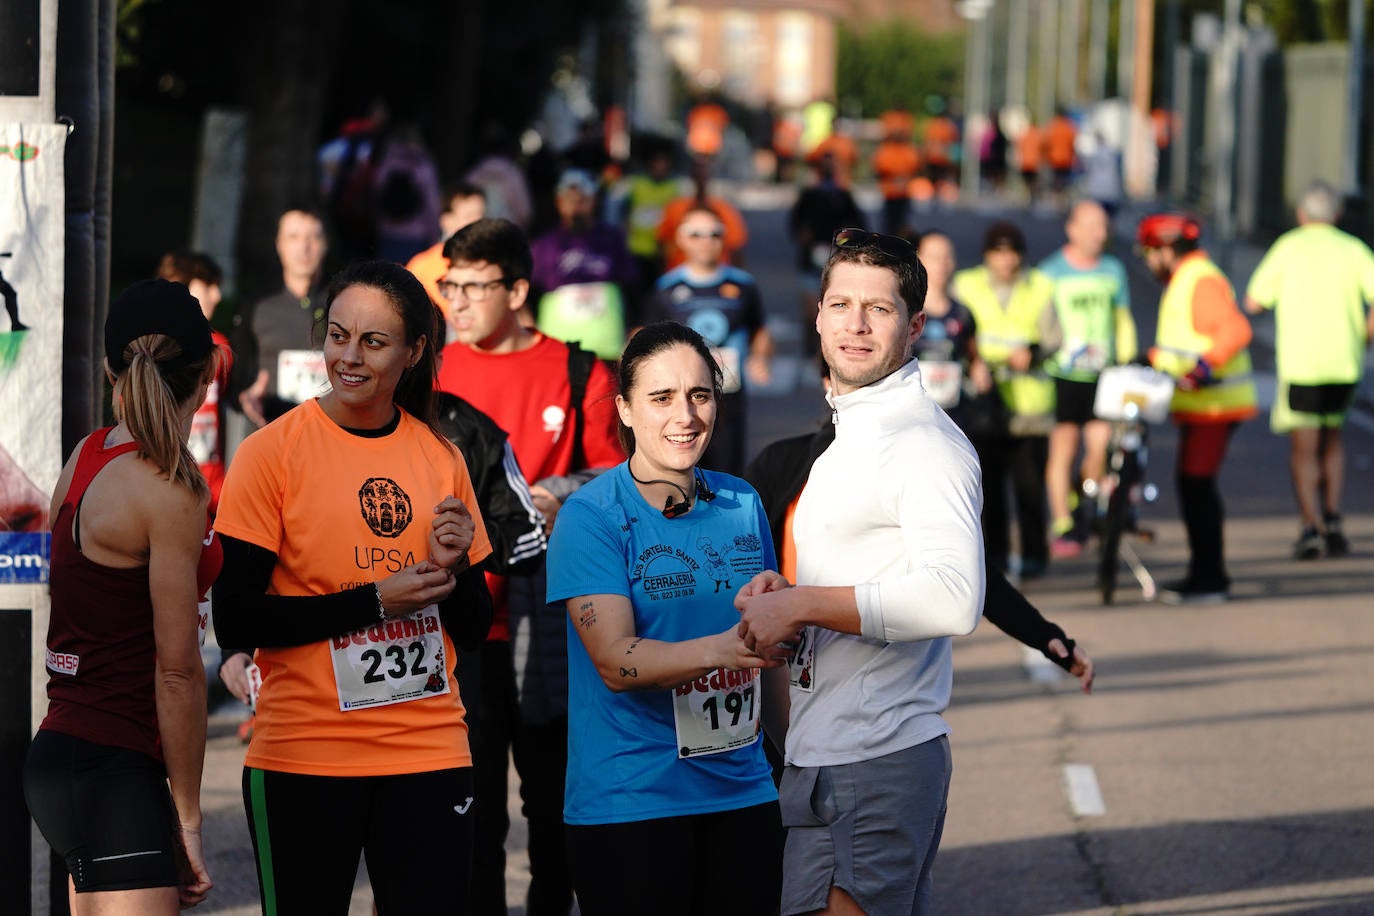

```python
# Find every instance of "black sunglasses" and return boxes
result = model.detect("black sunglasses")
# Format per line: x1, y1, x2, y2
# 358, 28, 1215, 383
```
832, 228, 915, 259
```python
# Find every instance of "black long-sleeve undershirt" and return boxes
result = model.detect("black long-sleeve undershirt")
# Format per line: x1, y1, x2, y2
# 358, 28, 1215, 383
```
213, 534, 493, 656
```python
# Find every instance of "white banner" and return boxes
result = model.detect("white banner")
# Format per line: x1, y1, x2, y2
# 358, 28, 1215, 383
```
0, 122, 66, 583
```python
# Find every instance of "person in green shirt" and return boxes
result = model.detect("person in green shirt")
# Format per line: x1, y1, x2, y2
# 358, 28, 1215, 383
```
1038, 200, 1138, 558
1244, 181, 1374, 560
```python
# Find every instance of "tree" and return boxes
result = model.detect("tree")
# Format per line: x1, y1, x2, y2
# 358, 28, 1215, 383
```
836, 19, 964, 118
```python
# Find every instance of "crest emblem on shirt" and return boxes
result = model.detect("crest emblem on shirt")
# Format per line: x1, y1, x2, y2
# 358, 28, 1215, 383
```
358, 477, 413, 538
719, 282, 740, 299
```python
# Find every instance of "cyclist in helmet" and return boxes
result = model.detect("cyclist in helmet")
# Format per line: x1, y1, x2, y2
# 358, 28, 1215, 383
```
1136, 213, 1257, 604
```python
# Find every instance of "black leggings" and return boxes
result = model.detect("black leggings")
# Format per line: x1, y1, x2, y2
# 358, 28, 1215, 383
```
566, 801, 783, 916
243, 766, 475, 915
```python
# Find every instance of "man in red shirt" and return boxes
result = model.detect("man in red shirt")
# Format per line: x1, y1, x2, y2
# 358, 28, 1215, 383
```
436, 218, 624, 915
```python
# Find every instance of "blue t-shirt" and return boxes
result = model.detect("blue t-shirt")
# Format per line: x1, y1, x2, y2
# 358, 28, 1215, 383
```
1037, 250, 1132, 380
546, 463, 779, 825
649, 265, 764, 394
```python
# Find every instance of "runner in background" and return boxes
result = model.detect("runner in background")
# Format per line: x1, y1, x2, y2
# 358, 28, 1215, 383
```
437, 218, 624, 915
1137, 213, 1257, 604
873, 110, 921, 235
406, 181, 488, 317
231, 207, 329, 428
612, 141, 689, 305
530, 169, 639, 361
1244, 181, 1374, 559
1016, 120, 1043, 205
952, 221, 1056, 579
922, 97, 960, 204
648, 205, 774, 474
1038, 201, 1137, 559
657, 157, 750, 272
1045, 109, 1078, 202
155, 251, 234, 514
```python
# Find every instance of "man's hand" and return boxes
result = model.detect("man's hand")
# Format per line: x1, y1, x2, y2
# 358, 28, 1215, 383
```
735, 584, 804, 657
429, 496, 475, 570
238, 370, 270, 428
217, 652, 255, 706
529, 484, 563, 536
1178, 358, 1214, 392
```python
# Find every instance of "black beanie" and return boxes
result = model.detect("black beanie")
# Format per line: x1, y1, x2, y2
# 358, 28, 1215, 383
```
104, 278, 214, 372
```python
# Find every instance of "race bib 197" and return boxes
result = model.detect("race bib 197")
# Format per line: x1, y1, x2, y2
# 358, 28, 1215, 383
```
672, 666, 761, 758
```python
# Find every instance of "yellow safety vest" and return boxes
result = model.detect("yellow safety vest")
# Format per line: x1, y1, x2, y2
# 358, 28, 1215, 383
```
951, 266, 1056, 427
1154, 255, 1257, 420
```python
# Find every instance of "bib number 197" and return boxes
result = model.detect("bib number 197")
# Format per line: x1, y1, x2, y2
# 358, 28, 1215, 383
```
671, 667, 761, 758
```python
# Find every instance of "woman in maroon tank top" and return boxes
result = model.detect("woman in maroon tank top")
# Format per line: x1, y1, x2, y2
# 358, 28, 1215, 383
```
23, 279, 222, 913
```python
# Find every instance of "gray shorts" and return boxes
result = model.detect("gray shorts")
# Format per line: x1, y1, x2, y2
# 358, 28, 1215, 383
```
780, 736, 952, 916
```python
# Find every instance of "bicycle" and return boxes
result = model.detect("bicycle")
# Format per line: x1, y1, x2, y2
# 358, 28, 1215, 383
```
1085, 365, 1174, 605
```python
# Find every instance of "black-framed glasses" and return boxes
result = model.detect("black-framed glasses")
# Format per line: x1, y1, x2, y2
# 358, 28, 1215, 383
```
832, 228, 915, 259
436, 277, 510, 302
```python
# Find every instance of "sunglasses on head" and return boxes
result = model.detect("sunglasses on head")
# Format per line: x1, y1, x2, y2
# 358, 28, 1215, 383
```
832, 228, 915, 259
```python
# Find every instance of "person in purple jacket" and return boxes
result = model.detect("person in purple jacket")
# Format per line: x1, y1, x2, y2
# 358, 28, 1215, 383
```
529, 169, 638, 360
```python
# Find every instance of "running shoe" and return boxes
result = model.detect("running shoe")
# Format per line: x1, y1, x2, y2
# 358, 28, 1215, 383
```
1293, 526, 1324, 561
1051, 535, 1084, 559
1324, 515, 1350, 557
237, 714, 256, 744
1157, 578, 1229, 605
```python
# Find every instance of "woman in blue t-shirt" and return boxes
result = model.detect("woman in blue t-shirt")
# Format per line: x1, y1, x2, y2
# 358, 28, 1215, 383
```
546, 321, 788, 915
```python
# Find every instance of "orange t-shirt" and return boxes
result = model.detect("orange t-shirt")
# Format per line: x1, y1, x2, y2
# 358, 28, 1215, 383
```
1045, 117, 1077, 170
872, 141, 921, 199
1016, 126, 1043, 171
406, 241, 449, 317
806, 134, 859, 186
215, 399, 493, 776
657, 195, 749, 270
924, 117, 958, 166
686, 103, 729, 157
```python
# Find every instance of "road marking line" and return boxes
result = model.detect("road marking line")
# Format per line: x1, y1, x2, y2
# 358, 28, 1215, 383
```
1063, 764, 1106, 816
1022, 645, 1065, 683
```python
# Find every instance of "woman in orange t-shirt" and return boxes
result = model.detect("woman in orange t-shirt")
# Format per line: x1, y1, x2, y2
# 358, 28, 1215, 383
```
214, 260, 494, 913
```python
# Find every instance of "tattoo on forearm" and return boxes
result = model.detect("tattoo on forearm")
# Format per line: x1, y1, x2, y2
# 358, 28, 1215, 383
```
577, 601, 597, 629
625, 638, 643, 655
619, 666, 639, 679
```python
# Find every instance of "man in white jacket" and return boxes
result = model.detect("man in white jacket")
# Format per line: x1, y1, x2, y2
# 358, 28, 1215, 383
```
737, 228, 986, 916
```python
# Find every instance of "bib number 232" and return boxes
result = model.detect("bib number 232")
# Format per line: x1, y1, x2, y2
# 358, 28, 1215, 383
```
330, 605, 450, 711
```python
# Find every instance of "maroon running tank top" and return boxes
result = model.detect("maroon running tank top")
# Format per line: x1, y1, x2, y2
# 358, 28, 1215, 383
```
40, 427, 223, 762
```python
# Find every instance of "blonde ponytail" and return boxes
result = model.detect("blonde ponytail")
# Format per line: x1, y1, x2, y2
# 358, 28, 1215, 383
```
111, 333, 213, 502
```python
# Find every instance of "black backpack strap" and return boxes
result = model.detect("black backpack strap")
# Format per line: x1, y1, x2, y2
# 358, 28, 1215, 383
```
565, 341, 598, 470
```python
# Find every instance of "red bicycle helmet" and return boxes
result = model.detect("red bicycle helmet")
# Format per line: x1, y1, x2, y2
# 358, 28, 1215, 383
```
1136, 212, 1202, 248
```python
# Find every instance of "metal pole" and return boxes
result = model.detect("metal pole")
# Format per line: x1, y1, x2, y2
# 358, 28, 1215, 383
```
1038, 0, 1059, 122
961, 9, 994, 197
1089, 0, 1109, 102
1216, 0, 1241, 265
1059, 0, 1081, 109
1345, 0, 1365, 194
1008, 0, 1031, 112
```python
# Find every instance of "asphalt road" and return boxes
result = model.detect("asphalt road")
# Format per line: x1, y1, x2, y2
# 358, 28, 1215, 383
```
30, 188, 1373, 915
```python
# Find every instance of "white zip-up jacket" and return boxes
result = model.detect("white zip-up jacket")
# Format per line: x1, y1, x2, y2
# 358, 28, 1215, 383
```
786, 358, 985, 767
